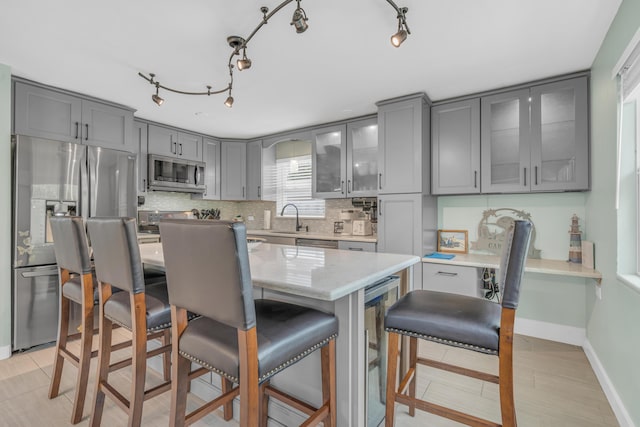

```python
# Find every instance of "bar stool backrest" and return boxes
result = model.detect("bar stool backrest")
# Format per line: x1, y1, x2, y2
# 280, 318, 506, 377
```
160, 219, 257, 331
497, 220, 533, 310
50, 216, 92, 275
87, 217, 145, 294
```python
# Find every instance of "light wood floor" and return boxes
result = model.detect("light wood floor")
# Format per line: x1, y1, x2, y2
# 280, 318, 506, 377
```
0, 330, 619, 426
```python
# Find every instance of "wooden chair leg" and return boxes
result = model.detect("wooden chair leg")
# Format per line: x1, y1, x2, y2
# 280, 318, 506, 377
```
238, 328, 259, 427
499, 308, 517, 427
321, 339, 337, 427
385, 331, 400, 427
162, 329, 171, 382
258, 381, 269, 427
71, 273, 95, 424
49, 298, 70, 399
49, 270, 71, 400
222, 377, 234, 421
170, 307, 189, 427
90, 284, 114, 427
408, 336, 417, 417
129, 292, 148, 427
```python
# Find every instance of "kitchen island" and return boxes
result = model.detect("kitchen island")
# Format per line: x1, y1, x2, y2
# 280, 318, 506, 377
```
139, 242, 419, 427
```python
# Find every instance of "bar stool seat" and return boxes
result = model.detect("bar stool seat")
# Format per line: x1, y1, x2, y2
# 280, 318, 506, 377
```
179, 299, 338, 384
385, 291, 502, 354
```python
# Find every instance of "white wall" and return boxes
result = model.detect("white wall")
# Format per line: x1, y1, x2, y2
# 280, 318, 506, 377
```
1, 63, 12, 359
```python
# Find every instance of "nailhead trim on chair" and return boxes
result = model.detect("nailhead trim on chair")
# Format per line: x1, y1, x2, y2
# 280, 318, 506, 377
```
179, 333, 338, 384
385, 328, 498, 355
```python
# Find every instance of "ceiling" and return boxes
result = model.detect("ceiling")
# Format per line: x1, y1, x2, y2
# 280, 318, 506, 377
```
0, 0, 621, 139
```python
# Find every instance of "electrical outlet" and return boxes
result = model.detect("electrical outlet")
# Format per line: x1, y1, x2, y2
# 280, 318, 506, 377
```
248, 215, 255, 221
595, 285, 602, 300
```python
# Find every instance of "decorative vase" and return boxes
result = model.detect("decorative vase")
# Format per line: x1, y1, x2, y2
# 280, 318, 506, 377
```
568, 214, 582, 263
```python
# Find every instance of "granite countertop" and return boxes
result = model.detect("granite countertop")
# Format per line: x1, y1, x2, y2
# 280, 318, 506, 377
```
140, 242, 417, 301
246, 229, 377, 243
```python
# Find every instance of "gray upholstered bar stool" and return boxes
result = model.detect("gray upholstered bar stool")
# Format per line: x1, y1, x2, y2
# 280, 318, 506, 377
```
86, 217, 174, 427
384, 220, 533, 427
160, 219, 338, 427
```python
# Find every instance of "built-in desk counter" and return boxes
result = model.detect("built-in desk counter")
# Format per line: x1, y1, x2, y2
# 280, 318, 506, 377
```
422, 253, 602, 284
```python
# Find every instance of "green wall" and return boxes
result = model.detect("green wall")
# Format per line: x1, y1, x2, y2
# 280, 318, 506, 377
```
0, 63, 11, 359
586, 0, 640, 424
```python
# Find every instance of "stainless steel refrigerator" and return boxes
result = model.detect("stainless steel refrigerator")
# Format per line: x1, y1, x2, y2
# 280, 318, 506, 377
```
12, 135, 136, 351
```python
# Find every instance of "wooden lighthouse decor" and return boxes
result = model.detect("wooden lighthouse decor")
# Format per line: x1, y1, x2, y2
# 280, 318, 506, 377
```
569, 214, 582, 263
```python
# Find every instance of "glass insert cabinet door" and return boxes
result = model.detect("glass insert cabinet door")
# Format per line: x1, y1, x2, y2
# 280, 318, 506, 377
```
346, 117, 378, 197
312, 124, 347, 198
481, 89, 531, 193
530, 77, 589, 191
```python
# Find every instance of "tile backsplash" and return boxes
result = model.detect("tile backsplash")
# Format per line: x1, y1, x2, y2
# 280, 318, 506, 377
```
140, 192, 376, 235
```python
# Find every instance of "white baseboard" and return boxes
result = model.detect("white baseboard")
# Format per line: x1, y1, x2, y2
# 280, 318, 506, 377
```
514, 317, 586, 346
0, 345, 11, 360
583, 340, 635, 427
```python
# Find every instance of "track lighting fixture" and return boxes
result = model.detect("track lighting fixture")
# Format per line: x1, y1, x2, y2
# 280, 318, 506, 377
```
139, 0, 410, 107
224, 93, 234, 108
389, 3, 410, 47
291, 0, 309, 33
237, 48, 252, 71
151, 82, 164, 106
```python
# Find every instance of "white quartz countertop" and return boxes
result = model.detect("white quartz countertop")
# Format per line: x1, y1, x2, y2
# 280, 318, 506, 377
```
140, 242, 418, 301
246, 230, 377, 243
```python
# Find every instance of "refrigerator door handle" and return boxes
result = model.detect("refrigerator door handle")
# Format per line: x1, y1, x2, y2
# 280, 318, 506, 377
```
80, 147, 90, 218
21, 266, 59, 277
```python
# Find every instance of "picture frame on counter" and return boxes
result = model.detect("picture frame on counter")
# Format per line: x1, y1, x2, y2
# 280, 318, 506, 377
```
437, 229, 468, 254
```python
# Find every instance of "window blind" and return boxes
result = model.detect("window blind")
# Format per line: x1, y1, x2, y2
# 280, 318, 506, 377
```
274, 154, 325, 218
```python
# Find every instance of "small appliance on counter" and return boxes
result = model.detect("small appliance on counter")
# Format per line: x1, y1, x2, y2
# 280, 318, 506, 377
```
352, 218, 373, 236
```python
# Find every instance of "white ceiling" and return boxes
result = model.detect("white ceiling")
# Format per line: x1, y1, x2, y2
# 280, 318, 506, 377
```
0, 0, 621, 139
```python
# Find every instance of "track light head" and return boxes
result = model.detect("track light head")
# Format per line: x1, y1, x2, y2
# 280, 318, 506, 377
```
237, 49, 252, 71
291, 2, 309, 33
390, 28, 407, 47
152, 86, 164, 106
224, 95, 234, 108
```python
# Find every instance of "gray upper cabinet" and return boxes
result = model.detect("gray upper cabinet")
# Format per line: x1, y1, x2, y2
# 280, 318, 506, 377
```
431, 99, 480, 195
481, 76, 589, 193
134, 120, 148, 194
481, 89, 531, 193
312, 119, 378, 199
195, 137, 221, 200
346, 117, 378, 197
246, 140, 263, 200
312, 124, 347, 198
14, 81, 134, 151
530, 77, 589, 191
221, 141, 247, 200
377, 94, 430, 194
147, 124, 203, 162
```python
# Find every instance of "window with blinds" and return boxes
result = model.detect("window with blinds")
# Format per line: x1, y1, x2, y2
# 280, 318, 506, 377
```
268, 140, 325, 218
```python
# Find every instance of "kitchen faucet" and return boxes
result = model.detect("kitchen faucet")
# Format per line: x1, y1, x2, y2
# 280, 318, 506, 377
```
280, 203, 303, 231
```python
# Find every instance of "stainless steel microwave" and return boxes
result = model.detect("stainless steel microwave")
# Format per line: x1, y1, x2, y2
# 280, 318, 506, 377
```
148, 154, 206, 193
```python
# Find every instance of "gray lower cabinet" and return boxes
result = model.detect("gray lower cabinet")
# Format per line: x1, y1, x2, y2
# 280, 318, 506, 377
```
14, 81, 134, 151
338, 240, 377, 252
134, 120, 148, 194
422, 263, 482, 298
221, 141, 247, 200
147, 124, 203, 162
431, 98, 481, 194
376, 94, 430, 194
246, 140, 263, 200
481, 76, 589, 193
